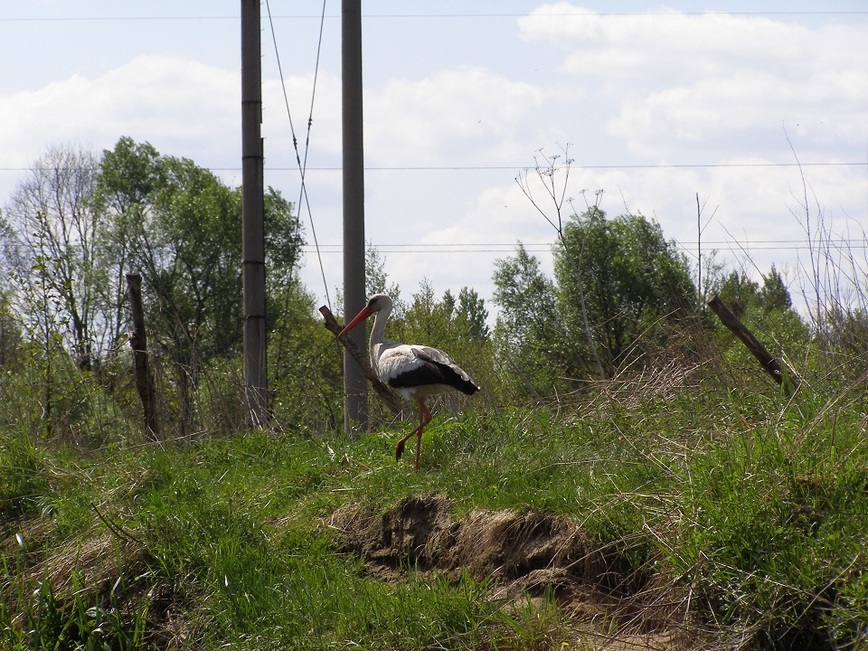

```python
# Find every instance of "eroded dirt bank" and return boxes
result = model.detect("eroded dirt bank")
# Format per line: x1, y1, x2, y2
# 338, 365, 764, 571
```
330, 494, 694, 649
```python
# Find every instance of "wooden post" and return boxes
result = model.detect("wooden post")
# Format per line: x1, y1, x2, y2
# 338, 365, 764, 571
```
342, 0, 368, 437
707, 294, 800, 395
126, 273, 159, 440
241, 0, 268, 427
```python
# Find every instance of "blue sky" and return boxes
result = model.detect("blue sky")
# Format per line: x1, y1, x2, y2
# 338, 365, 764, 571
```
2, 2, 866, 316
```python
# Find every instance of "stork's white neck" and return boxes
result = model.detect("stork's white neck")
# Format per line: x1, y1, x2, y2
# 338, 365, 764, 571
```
369, 299, 392, 359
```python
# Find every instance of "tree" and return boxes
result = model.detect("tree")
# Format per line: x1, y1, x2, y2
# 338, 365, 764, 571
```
399, 282, 490, 348
365, 241, 401, 301
456, 287, 490, 340
706, 263, 808, 385
270, 281, 343, 433
401, 279, 451, 345
555, 208, 696, 374
492, 243, 566, 396
516, 146, 604, 378
264, 187, 305, 298
0, 213, 23, 365
715, 270, 759, 318
713, 265, 792, 316
0, 287, 22, 367
760, 264, 792, 312
4, 145, 106, 370
96, 137, 302, 435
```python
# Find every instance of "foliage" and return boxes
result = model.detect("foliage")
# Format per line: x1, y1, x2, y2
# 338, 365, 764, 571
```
0, 287, 23, 366
365, 240, 402, 302
97, 137, 296, 365
3, 145, 106, 370
492, 243, 567, 397
269, 281, 343, 434
492, 210, 697, 396
705, 264, 812, 390
555, 207, 697, 374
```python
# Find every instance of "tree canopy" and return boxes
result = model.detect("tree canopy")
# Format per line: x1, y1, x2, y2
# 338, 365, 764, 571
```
1, 138, 304, 437
494, 208, 697, 389
555, 207, 696, 372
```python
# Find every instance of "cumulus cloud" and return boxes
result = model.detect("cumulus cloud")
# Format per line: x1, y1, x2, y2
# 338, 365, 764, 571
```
0, 55, 238, 171
521, 4, 818, 81
364, 67, 544, 166
518, 4, 868, 160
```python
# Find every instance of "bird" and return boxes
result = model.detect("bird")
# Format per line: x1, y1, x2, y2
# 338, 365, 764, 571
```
339, 293, 480, 469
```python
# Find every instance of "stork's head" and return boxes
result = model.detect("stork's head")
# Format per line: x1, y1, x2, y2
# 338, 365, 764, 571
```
339, 294, 393, 337
364, 293, 392, 314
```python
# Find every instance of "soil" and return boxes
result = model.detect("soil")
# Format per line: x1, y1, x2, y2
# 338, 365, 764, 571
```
329, 494, 696, 650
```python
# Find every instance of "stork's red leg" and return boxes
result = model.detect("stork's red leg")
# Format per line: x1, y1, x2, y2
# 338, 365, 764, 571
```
395, 426, 415, 462
395, 433, 410, 461
394, 397, 432, 470
413, 398, 432, 470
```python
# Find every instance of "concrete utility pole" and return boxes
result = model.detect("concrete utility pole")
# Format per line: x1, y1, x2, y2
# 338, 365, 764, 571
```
241, 0, 268, 427
342, 0, 368, 436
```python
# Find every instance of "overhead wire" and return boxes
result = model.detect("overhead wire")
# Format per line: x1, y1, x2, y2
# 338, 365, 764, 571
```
0, 161, 865, 174
1, 161, 865, 175
264, 0, 332, 311
298, 239, 868, 255
4, 10, 867, 21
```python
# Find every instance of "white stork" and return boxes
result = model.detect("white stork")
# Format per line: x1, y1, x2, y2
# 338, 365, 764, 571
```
339, 293, 480, 469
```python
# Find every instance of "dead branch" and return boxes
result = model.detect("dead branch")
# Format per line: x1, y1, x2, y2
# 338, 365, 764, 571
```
320, 305, 403, 415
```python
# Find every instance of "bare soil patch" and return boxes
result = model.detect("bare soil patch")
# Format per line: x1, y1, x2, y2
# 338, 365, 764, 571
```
330, 494, 695, 649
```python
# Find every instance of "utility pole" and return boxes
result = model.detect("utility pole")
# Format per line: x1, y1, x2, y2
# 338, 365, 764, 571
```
241, 0, 268, 427
342, 0, 368, 436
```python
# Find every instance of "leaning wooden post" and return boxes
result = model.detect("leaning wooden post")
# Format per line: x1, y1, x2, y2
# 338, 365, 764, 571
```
707, 294, 800, 395
126, 273, 160, 440
320, 305, 403, 416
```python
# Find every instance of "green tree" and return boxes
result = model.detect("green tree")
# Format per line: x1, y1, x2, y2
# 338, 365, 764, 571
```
759, 264, 792, 312
456, 287, 489, 340
398, 283, 490, 346
0, 287, 22, 367
715, 270, 759, 318
269, 281, 343, 434
365, 242, 401, 302
401, 279, 451, 345
556, 208, 696, 374
492, 243, 566, 397
0, 213, 22, 365
712, 265, 793, 316
96, 137, 302, 435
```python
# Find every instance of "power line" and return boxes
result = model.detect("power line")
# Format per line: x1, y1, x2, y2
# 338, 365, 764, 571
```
3, 161, 865, 174
301, 240, 868, 254
264, 0, 332, 310
3, 11, 866, 22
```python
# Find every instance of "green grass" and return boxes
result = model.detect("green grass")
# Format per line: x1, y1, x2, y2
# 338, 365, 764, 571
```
1, 380, 866, 650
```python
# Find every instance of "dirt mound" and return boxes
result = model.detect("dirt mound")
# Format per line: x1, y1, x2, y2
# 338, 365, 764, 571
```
330, 494, 682, 635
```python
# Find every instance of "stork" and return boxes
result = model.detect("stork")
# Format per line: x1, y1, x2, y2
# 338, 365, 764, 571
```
339, 293, 480, 469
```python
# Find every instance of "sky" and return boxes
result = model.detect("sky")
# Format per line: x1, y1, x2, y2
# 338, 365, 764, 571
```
1, 1, 866, 321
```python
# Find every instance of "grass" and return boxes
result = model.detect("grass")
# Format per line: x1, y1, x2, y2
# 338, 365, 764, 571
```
1, 374, 866, 650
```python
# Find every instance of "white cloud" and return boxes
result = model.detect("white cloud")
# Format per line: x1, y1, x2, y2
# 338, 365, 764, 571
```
364, 66, 544, 166
520, 4, 814, 81
0, 54, 238, 176
519, 4, 868, 160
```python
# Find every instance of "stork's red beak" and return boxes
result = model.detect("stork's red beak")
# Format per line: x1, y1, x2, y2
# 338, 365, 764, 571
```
338, 306, 372, 338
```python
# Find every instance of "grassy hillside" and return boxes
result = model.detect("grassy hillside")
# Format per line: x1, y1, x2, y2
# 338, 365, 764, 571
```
2, 359, 865, 650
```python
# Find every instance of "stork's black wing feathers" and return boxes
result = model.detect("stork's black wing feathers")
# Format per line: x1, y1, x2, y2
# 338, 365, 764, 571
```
387, 346, 479, 396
